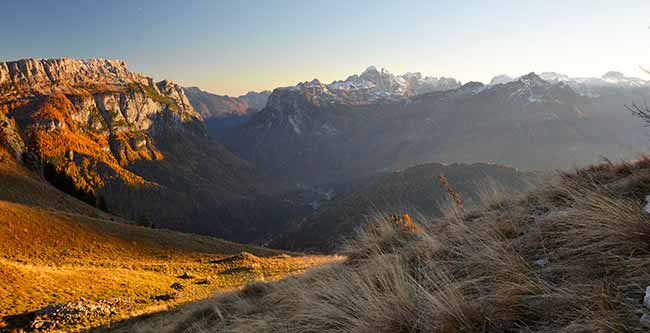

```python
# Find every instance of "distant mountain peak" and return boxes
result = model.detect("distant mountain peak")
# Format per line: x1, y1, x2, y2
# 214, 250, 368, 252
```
602, 71, 626, 80
308, 78, 323, 85
539, 72, 570, 82
362, 65, 380, 74
461, 81, 485, 89
446, 81, 485, 98
489, 74, 514, 86
517, 72, 547, 85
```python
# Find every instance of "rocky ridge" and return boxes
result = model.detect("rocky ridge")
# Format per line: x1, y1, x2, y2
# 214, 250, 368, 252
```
183, 87, 270, 119
273, 66, 461, 107
183, 87, 271, 138
489, 71, 650, 98
0, 58, 147, 97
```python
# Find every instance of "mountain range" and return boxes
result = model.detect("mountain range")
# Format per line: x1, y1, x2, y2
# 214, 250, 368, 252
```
492, 71, 650, 97
222, 69, 649, 186
2, 58, 649, 249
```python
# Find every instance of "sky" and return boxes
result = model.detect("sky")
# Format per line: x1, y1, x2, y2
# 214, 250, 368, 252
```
1, 0, 650, 96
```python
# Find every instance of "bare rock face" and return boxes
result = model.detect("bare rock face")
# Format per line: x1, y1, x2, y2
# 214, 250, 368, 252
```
1, 58, 202, 132
0, 58, 147, 98
0, 112, 25, 160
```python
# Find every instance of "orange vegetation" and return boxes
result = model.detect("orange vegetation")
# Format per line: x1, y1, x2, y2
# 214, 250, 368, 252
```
0, 156, 339, 331
24, 94, 155, 189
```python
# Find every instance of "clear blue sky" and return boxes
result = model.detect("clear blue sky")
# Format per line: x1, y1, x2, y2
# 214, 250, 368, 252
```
1, 0, 649, 95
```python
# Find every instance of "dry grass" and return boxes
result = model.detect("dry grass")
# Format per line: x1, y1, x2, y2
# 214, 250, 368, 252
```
135, 157, 650, 333
0, 153, 338, 332
0, 199, 339, 333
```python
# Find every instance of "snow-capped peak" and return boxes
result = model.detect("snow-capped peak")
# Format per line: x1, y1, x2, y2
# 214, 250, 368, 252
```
539, 72, 570, 83
277, 66, 462, 106
517, 72, 548, 87
489, 74, 514, 86
533, 71, 649, 88
602, 71, 625, 80
447, 81, 485, 98
600, 71, 647, 86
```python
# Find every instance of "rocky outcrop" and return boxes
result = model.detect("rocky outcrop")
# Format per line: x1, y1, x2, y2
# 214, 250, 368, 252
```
0, 112, 25, 160
30, 298, 131, 331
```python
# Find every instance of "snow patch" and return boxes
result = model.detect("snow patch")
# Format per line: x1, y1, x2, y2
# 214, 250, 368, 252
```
319, 123, 338, 136
288, 116, 301, 134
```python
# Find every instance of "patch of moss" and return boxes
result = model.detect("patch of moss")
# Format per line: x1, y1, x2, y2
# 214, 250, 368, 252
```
112, 119, 128, 129
105, 109, 130, 130
88, 106, 108, 130
126, 83, 179, 111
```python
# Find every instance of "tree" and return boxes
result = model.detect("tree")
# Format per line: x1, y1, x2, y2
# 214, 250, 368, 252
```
628, 66, 650, 125
627, 100, 650, 126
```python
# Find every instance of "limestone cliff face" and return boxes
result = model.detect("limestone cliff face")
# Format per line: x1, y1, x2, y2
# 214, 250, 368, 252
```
0, 58, 272, 239
0, 58, 206, 177
0, 112, 24, 160
0, 58, 202, 134
0, 58, 147, 96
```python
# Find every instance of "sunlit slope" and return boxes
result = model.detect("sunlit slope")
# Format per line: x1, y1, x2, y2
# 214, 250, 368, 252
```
0, 148, 336, 332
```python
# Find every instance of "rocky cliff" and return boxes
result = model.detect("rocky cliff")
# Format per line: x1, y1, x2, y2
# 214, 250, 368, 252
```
0, 58, 285, 241
0, 58, 147, 96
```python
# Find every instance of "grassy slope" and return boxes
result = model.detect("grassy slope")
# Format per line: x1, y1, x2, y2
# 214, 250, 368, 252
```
0, 149, 337, 332
135, 157, 650, 332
